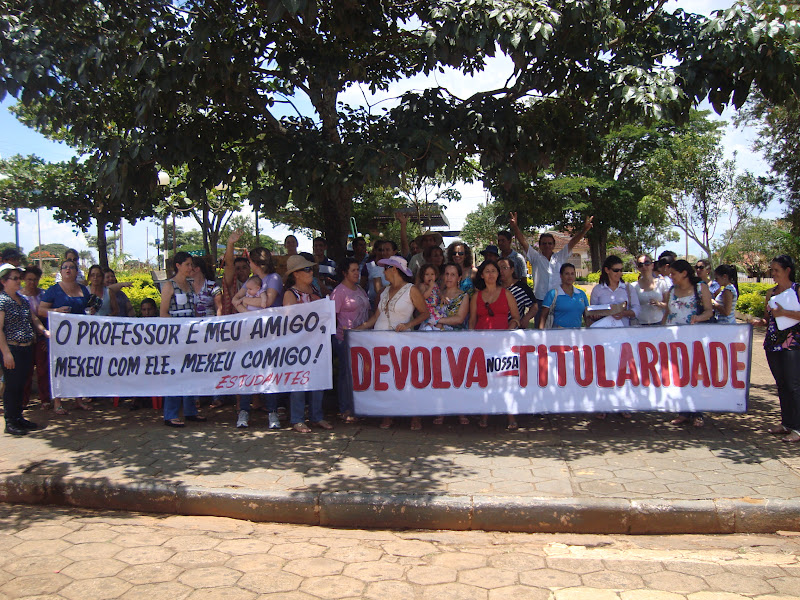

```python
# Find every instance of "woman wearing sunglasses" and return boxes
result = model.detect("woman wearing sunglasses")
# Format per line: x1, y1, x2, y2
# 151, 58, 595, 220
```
446, 241, 476, 294
630, 254, 667, 326
469, 260, 521, 429
589, 255, 640, 419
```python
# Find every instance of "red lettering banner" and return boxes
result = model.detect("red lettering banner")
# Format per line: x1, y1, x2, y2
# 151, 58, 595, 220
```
345, 324, 752, 415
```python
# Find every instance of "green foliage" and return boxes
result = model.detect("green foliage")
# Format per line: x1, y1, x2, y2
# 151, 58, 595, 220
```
715, 217, 792, 277
5, 0, 799, 267
461, 203, 503, 252
120, 276, 161, 315
586, 272, 637, 283
739, 282, 774, 296
737, 292, 766, 318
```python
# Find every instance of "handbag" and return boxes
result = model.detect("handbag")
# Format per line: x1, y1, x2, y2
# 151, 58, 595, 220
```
544, 290, 558, 329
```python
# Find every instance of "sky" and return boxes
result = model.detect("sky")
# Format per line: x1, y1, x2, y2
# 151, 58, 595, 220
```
0, 0, 778, 264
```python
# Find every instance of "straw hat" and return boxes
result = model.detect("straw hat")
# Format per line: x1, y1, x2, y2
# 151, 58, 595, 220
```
284, 254, 317, 276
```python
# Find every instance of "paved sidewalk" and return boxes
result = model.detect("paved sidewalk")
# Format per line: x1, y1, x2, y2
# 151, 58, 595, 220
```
1, 328, 799, 533
2, 504, 800, 600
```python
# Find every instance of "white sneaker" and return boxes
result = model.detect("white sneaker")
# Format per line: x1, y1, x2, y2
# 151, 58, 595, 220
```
236, 410, 249, 428
268, 412, 281, 429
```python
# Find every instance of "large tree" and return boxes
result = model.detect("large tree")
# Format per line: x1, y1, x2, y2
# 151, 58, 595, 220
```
2, 1, 799, 262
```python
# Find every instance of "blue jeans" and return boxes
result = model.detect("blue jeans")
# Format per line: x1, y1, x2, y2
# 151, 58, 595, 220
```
290, 390, 323, 424
333, 336, 354, 415
239, 393, 278, 413
164, 396, 198, 421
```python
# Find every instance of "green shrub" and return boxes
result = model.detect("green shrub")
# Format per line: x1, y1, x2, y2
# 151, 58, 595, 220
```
738, 282, 773, 297
737, 292, 765, 318
586, 271, 637, 283
622, 272, 638, 283
120, 277, 161, 315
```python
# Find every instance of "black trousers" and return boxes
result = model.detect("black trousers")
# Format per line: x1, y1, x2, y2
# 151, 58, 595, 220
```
766, 349, 800, 432
2, 345, 33, 425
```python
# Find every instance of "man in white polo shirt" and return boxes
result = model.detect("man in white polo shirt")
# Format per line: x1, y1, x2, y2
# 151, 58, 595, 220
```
509, 212, 593, 326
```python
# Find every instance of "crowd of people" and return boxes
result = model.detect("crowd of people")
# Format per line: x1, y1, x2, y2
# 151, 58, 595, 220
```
0, 215, 798, 442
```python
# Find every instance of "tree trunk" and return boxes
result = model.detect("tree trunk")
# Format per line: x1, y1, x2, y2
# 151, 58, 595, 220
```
96, 217, 109, 269
320, 186, 353, 264
587, 227, 608, 272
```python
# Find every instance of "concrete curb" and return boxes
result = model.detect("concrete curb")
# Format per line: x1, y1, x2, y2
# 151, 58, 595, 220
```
2, 473, 800, 534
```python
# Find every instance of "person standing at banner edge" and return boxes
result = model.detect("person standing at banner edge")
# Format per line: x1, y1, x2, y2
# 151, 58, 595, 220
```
159, 252, 207, 428
753, 255, 800, 443
0, 265, 48, 436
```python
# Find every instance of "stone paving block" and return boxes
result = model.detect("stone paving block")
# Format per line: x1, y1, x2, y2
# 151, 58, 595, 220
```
519, 568, 582, 589
59, 577, 133, 600
284, 557, 345, 577
269, 542, 327, 560
298, 574, 365, 599
487, 585, 551, 600
184, 588, 256, 600
0, 572, 71, 597
60, 558, 126, 579
117, 580, 193, 600
643, 571, 709, 593
420, 582, 488, 599
486, 553, 545, 571
117, 562, 185, 585
323, 544, 383, 563
342, 560, 407, 582
115, 545, 176, 565
363, 580, 417, 600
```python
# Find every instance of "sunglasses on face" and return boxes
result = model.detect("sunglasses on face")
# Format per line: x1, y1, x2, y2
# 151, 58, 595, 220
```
695, 265, 706, 270
637, 261, 652, 267
300, 266, 313, 273
453, 251, 465, 256
610, 268, 623, 273
484, 302, 494, 317
61, 265, 76, 271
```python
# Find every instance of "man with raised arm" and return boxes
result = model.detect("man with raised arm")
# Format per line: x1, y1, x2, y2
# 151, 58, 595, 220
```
509, 212, 593, 325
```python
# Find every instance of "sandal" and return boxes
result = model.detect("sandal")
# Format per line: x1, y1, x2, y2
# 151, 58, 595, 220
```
594, 413, 607, 420
209, 399, 224, 409
40, 401, 52, 411
433, 417, 444, 426
343, 415, 358, 424
74, 401, 92, 411
692, 417, 705, 428
769, 425, 790, 435
54, 406, 69, 416
312, 420, 333, 430
478, 416, 488, 428
164, 419, 185, 428
292, 422, 311, 434
782, 431, 800, 443
670, 415, 690, 425
379, 418, 392, 429
459, 415, 470, 425
507, 420, 518, 431
410, 417, 422, 431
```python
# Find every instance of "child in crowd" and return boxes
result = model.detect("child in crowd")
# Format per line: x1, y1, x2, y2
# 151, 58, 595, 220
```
233, 275, 270, 312
416, 263, 441, 330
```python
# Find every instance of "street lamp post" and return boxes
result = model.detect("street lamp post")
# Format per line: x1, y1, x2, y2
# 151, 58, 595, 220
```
157, 171, 170, 270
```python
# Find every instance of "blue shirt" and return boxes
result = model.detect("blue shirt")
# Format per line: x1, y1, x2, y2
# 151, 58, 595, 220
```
41, 283, 91, 315
543, 286, 589, 328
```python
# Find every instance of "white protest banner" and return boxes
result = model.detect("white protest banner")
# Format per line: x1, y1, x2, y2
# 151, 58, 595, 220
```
346, 324, 752, 415
49, 301, 335, 398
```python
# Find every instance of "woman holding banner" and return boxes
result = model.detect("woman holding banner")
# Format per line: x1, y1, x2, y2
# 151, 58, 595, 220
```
590, 256, 640, 419
470, 260, 521, 430
356, 255, 429, 430
330, 258, 370, 424
756, 255, 800, 443
39, 259, 95, 414
159, 252, 206, 428
661, 259, 714, 428
498, 257, 537, 328
283, 255, 334, 433
431, 262, 471, 426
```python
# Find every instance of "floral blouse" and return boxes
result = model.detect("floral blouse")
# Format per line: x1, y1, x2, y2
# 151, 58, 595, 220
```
764, 283, 800, 352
